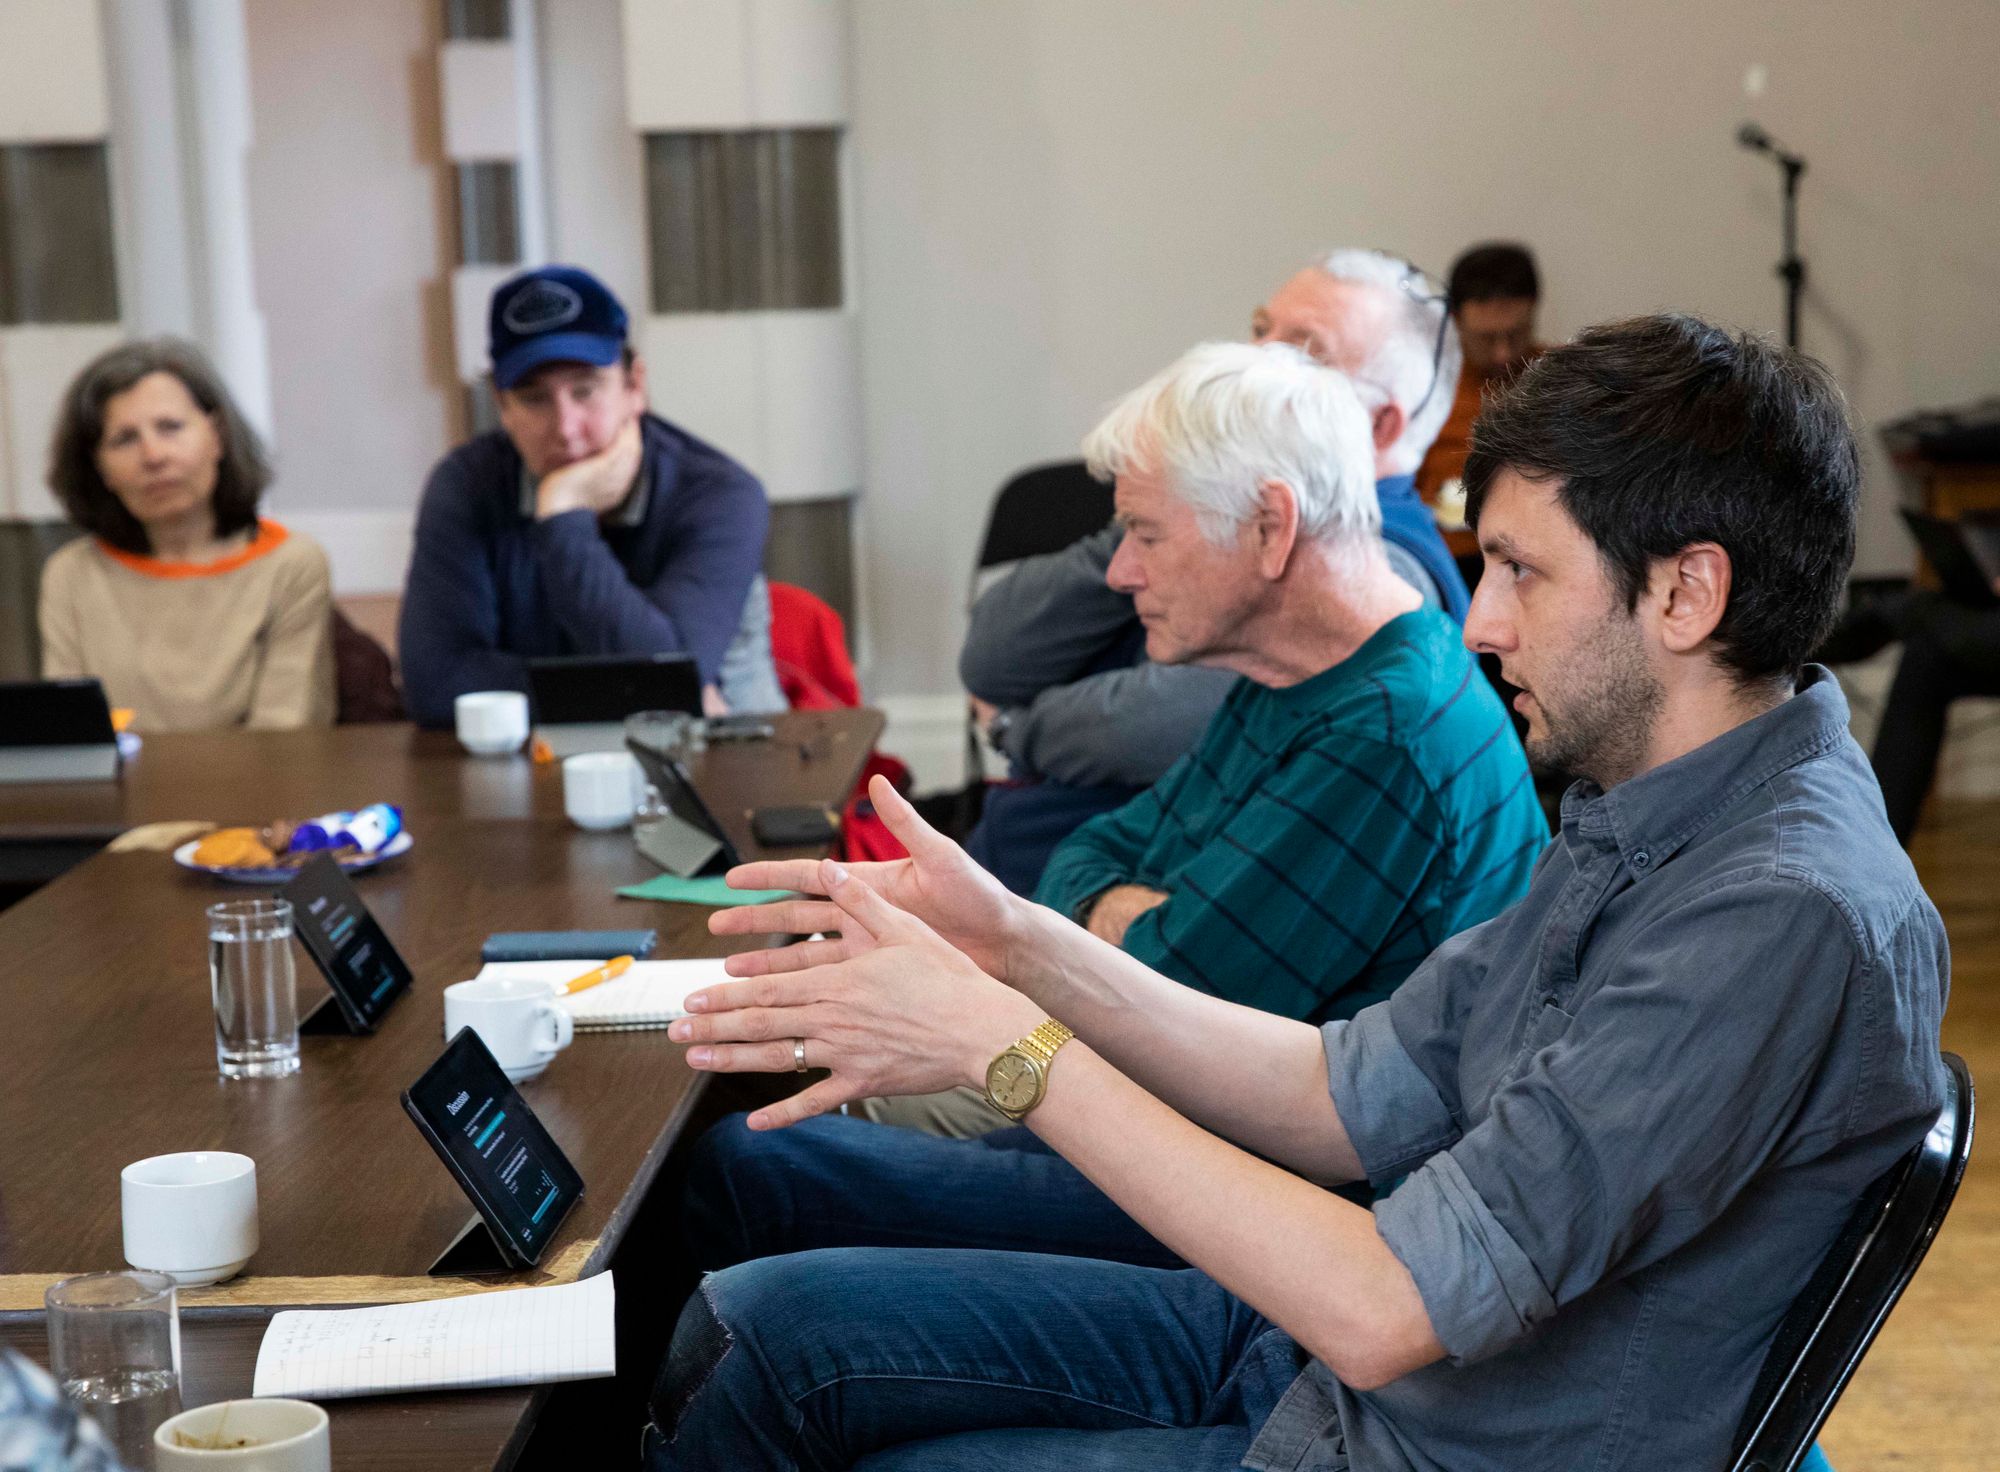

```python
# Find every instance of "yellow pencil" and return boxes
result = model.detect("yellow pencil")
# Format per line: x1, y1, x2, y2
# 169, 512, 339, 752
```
559, 955, 634, 996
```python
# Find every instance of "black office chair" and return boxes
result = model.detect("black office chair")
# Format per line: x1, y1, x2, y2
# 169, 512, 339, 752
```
973, 459, 1117, 576
1727, 1051, 1974, 1472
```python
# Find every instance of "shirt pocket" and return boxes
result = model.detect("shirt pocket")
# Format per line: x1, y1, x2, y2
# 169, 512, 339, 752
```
1516, 994, 1578, 1068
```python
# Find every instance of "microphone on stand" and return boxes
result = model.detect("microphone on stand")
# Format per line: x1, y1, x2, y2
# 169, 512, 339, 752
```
1737, 121, 1804, 171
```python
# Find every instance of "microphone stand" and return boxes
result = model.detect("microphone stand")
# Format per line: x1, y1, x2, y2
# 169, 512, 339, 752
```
1776, 152, 1806, 351
1739, 123, 1807, 350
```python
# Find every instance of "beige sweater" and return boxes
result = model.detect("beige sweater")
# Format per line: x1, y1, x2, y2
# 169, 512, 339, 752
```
39, 519, 337, 732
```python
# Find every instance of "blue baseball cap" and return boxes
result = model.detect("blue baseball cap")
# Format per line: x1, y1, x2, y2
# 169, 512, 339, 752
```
488, 265, 629, 390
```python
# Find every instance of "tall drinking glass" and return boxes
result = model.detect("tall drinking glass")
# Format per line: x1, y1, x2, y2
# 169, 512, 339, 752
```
207, 898, 299, 1079
46, 1270, 182, 1469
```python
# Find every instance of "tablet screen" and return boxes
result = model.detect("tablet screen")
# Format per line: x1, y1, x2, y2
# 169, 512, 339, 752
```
402, 1029, 584, 1268
283, 853, 413, 1032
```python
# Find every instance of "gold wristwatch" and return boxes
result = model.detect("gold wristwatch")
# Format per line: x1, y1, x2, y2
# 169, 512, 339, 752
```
984, 1018, 1075, 1121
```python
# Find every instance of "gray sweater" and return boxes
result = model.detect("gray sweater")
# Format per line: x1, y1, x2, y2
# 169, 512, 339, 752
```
959, 527, 1440, 788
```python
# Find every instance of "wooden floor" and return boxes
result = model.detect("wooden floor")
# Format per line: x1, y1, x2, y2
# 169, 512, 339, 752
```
1820, 797, 2000, 1469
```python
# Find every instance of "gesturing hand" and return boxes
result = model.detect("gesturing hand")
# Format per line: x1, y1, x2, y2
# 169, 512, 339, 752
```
672, 859, 1046, 1129
710, 774, 1031, 984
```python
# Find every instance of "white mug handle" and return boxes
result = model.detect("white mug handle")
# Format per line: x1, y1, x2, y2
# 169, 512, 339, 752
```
536, 1004, 575, 1058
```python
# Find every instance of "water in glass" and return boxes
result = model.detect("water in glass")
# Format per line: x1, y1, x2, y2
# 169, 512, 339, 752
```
64, 1368, 182, 1465
207, 899, 300, 1079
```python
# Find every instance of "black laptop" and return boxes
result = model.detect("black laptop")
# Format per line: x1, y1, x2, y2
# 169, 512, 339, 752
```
0, 678, 120, 783
525, 652, 702, 756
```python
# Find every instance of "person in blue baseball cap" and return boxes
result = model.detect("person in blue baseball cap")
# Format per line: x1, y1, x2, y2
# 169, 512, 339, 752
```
398, 263, 785, 726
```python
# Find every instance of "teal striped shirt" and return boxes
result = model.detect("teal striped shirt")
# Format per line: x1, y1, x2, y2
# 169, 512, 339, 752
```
1036, 609, 1546, 1022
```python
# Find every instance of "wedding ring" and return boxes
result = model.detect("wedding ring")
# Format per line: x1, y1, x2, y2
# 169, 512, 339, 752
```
792, 1038, 809, 1072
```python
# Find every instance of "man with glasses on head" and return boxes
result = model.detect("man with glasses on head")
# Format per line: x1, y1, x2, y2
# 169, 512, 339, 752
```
962, 248, 1473, 898
397, 264, 785, 727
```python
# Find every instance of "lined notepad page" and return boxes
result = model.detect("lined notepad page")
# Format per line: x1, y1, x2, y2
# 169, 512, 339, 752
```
251, 1273, 615, 1399
472, 958, 732, 1031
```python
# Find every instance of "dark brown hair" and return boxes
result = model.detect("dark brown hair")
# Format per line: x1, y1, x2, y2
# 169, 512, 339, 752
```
47, 338, 272, 555
1448, 242, 1540, 306
1465, 313, 1858, 688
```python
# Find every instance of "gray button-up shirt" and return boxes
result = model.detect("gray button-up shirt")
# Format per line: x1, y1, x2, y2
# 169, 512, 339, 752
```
1245, 668, 1949, 1471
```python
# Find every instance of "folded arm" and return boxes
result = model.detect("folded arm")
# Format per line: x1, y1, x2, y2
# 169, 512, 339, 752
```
532, 445, 767, 682
959, 526, 1135, 705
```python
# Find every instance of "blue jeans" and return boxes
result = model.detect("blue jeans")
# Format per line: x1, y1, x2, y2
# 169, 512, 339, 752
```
642, 1248, 1321, 1470
682, 1112, 1182, 1273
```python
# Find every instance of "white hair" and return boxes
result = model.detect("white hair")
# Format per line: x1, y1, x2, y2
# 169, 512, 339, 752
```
1314, 248, 1462, 475
1081, 341, 1380, 551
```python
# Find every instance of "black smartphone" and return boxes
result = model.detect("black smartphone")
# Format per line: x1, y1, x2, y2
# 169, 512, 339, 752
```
750, 804, 841, 848
402, 1029, 584, 1270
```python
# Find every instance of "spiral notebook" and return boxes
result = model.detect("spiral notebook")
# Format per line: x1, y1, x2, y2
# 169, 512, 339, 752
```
470, 958, 732, 1032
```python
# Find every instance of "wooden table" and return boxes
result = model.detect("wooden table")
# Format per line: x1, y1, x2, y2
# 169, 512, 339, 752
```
0, 710, 880, 885
1, 1312, 539, 1472
0, 709, 881, 1465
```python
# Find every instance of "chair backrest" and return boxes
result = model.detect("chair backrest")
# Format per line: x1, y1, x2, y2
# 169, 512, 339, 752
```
0, 521, 85, 682
767, 580, 861, 711
974, 460, 1116, 573
1727, 1051, 1974, 1472
331, 607, 403, 724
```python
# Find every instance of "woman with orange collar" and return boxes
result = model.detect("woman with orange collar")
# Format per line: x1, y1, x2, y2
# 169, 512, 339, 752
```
39, 339, 334, 732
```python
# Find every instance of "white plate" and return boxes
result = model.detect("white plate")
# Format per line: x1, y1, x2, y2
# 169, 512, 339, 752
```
171, 830, 413, 885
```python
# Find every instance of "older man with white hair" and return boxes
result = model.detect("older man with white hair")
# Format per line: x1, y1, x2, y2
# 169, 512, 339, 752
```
963, 248, 1472, 896
1032, 341, 1539, 1013
674, 341, 1544, 1255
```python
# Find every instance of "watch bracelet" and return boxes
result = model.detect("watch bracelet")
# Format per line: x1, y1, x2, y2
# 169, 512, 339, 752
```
1016, 1018, 1074, 1066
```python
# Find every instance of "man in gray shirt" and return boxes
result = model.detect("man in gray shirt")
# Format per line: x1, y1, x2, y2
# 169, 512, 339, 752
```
648, 315, 1948, 1472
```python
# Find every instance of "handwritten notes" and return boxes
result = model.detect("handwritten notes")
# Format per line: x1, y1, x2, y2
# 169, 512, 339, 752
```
251, 1273, 615, 1399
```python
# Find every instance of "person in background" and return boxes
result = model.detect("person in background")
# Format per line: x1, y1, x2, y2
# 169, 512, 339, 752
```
649, 315, 1939, 1472
1863, 580, 2000, 844
963, 247, 1470, 894
1414, 241, 1546, 505
397, 265, 784, 727
39, 339, 334, 732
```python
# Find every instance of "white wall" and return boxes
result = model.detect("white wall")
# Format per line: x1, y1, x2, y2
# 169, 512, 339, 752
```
849, 0, 2000, 698
541, 0, 649, 314
243, 0, 459, 588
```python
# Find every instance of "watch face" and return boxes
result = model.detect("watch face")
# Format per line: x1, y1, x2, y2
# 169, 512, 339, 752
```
987, 1050, 1041, 1113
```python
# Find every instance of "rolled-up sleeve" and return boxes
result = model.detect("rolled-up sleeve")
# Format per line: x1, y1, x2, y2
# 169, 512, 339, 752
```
1369, 878, 1861, 1365
1374, 1153, 1556, 1362
1323, 1003, 1460, 1181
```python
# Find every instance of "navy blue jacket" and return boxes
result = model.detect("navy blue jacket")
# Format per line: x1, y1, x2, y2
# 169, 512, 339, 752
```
398, 414, 769, 728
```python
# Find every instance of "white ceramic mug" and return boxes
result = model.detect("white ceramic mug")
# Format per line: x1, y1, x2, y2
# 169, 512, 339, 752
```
454, 690, 530, 756
155, 1398, 330, 1471
562, 751, 646, 830
444, 976, 574, 1082
121, 1152, 259, 1287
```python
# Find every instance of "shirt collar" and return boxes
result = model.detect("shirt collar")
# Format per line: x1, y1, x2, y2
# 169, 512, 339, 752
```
1374, 473, 1419, 505
1559, 666, 1853, 873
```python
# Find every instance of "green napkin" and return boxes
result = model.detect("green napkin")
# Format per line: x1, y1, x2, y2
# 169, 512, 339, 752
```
617, 873, 794, 907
